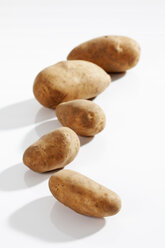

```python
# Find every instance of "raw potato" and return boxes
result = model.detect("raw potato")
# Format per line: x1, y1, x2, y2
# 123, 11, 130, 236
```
67, 35, 140, 72
23, 127, 80, 173
56, 99, 106, 136
49, 170, 121, 217
33, 60, 111, 108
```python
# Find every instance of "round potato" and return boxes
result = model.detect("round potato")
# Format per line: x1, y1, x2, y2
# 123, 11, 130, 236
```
33, 60, 111, 108
56, 99, 106, 136
49, 169, 121, 218
23, 127, 80, 173
67, 35, 140, 72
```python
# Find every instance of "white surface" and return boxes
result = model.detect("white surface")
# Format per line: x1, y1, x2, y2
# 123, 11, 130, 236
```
0, 0, 165, 247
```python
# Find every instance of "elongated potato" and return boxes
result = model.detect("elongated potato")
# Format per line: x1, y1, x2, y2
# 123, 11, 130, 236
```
49, 170, 121, 217
23, 127, 80, 173
67, 35, 140, 72
56, 99, 105, 136
33, 60, 111, 108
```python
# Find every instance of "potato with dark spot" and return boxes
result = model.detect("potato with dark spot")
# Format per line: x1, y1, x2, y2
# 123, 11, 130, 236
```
23, 127, 80, 173
67, 35, 140, 72
49, 169, 121, 218
33, 60, 111, 108
56, 99, 105, 136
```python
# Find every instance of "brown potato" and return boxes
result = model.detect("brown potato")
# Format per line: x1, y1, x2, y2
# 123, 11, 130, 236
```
33, 60, 111, 108
23, 127, 80, 173
56, 99, 106, 136
67, 35, 140, 72
49, 169, 121, 217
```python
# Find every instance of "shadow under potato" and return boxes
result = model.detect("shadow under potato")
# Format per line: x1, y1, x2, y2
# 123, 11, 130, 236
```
9, 196, 105, 242
0, 99, 55, 130
0, 163, 51, 191
110, 72, 126, 82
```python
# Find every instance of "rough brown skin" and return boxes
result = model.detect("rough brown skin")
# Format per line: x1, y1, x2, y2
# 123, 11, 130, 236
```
33, 60, 111, 108
49, 170, 121, 218
67, 35, 141, 72
56, 99, 106, 136
23, 127, 80, 173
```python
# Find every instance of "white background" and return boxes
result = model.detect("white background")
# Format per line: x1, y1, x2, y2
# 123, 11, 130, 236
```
0, 0, 165, 247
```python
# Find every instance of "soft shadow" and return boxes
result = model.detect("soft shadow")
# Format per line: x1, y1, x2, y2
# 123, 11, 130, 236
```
0, 99, 55, 130
110, 72, 126, 82
51, 201, 105, 239
9, 196, 105, 242
0, 163, 50, 191
20, 128, 39, 151
35, 119, 62, 137
79, 136, 94, 146
35, 107, 55, 124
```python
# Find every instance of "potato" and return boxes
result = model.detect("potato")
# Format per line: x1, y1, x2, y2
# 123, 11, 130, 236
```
56, 99, 105, 136
33, 60, 111, 108
49, 169, 121, 217
23, 127, 80, 173
67, 35, 140, 72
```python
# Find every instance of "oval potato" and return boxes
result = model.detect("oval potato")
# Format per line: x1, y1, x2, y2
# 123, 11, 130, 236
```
23, 127, 80, 173
33, 60, 111, 108
49, 169, 121, 217
67, 35, 140, 72
56, 99, 105, 136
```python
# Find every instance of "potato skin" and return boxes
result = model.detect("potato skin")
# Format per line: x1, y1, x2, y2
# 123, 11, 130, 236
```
23, 127, 80, 173
67, 35, 140, 72
33, 60, 111, 108
49, 169, 121, 217
56, 99, 105, 136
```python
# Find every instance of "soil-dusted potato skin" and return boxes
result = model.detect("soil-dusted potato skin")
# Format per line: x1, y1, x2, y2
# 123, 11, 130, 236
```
67, 35, 140, 72
49, 170, 121, 217
56, 99, 106, 136
23, 127, 80, 173
33, 60, 111, 108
